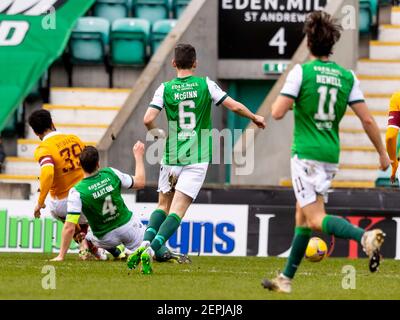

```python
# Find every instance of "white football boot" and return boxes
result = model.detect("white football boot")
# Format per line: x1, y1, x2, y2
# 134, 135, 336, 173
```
262, 274, 292, 294
93, 247, 108, 261
361, 229, 386, 272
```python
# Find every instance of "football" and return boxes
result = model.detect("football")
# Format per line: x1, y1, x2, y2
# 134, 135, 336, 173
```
305, 237, 328, 262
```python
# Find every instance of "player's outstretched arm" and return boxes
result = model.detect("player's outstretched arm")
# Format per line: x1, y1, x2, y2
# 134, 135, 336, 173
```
351, 102, 392, 171
34, 165, 55, 218
50, 221, 76, 262
386, 127, 399, 183
132, 141, 145, 190
271, 96, 295, 120
222, 97, 266, 129
385, 93, 400, 182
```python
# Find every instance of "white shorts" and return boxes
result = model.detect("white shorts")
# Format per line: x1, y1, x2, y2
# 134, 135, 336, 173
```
158, 163, 209, 200
48, 197, 87, 224
291, 155, 339, 208
85, 215, 145, 251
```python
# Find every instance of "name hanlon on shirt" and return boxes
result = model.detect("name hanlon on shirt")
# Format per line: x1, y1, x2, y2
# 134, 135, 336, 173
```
92, 185, 114, 199
316, 75, 342, 88
174, 91, 198, 101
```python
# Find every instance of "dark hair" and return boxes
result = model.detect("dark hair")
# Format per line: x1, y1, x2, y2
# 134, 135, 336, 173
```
174, 44, 196, 69
79, 146, 99, 174
28, 109, 53, 135
304, 11, 342, 57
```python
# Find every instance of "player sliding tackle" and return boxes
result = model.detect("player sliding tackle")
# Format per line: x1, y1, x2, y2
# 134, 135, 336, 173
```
28, 110, 107, 260
51, 143, 189, 262
127, 43, 266, 274
262, 11, 391, 294
50, 143, 146, 262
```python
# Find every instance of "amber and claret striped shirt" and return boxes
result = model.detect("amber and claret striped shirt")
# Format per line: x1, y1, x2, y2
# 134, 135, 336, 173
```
34, 131, 85, 200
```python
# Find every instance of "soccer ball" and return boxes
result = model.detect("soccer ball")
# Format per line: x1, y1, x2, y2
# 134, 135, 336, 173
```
305, 237, 328, 262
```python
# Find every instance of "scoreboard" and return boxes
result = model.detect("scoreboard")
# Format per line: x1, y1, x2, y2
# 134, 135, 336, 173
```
219, 0, 328, 60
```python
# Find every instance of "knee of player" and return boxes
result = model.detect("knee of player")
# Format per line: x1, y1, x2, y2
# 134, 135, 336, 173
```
306, 217, 322, 231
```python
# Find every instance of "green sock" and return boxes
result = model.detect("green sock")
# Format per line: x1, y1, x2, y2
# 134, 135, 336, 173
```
150, 214, 181, 252
322, 215, 364, 243
283, 227, 312, 279
155, 245, 170, 261
143, 209, 167, 242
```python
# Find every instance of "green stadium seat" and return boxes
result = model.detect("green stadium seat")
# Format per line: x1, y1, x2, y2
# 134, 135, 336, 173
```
368, 0, 378, 24
375, 167, 399, 188
110, 18, 150, 65
173, 0, 190, 18
93, 0, 130, 23
359, 0, 379, 34
133, 0, 170, 25
70, 17, 110, 63
359, 4, 372, 34
151, 19, 177, 54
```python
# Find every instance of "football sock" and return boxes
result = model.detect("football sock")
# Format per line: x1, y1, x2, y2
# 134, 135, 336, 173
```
150, 213, 182, 252
282, 227, 312, 279
322, 215, 364, 243
143, 209, 168, 242
107, 247, 122, 258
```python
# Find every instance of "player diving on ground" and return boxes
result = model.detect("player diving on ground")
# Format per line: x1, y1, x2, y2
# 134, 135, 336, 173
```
51, 142, 190, 263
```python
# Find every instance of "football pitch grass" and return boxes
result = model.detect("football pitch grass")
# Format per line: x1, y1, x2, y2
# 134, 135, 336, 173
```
1, 253, 399, 300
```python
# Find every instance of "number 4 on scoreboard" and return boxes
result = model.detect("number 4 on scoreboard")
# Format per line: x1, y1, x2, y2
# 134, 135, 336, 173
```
269, 27, 287, 55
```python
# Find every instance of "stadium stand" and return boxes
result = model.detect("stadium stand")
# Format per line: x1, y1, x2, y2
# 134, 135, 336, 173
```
0, 88, 130, 193
93, 0, 131, 23
151, 19, 177, 54
360, 4, 400, 186
111, 18, 151, 65
133, 0, 170, 24
69, 17, 110, 63
360, 0, 374, 34
173, 0, 191, 18
2, 0, 400, 192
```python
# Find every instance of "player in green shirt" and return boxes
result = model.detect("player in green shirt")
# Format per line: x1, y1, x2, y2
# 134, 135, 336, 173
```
51, 142, 190, 263
262, 11, 392, 294
127, 43, 266, 274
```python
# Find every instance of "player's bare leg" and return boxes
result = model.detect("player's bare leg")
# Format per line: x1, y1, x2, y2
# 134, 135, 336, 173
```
300, 196, 326, 232
168, 190, 193, 219
144, 191, 174, 243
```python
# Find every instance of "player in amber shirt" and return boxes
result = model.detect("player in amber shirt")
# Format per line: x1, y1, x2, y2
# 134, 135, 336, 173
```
386, 92, 400, 183
29, 110, 85, 221
28, 110, 107, 260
